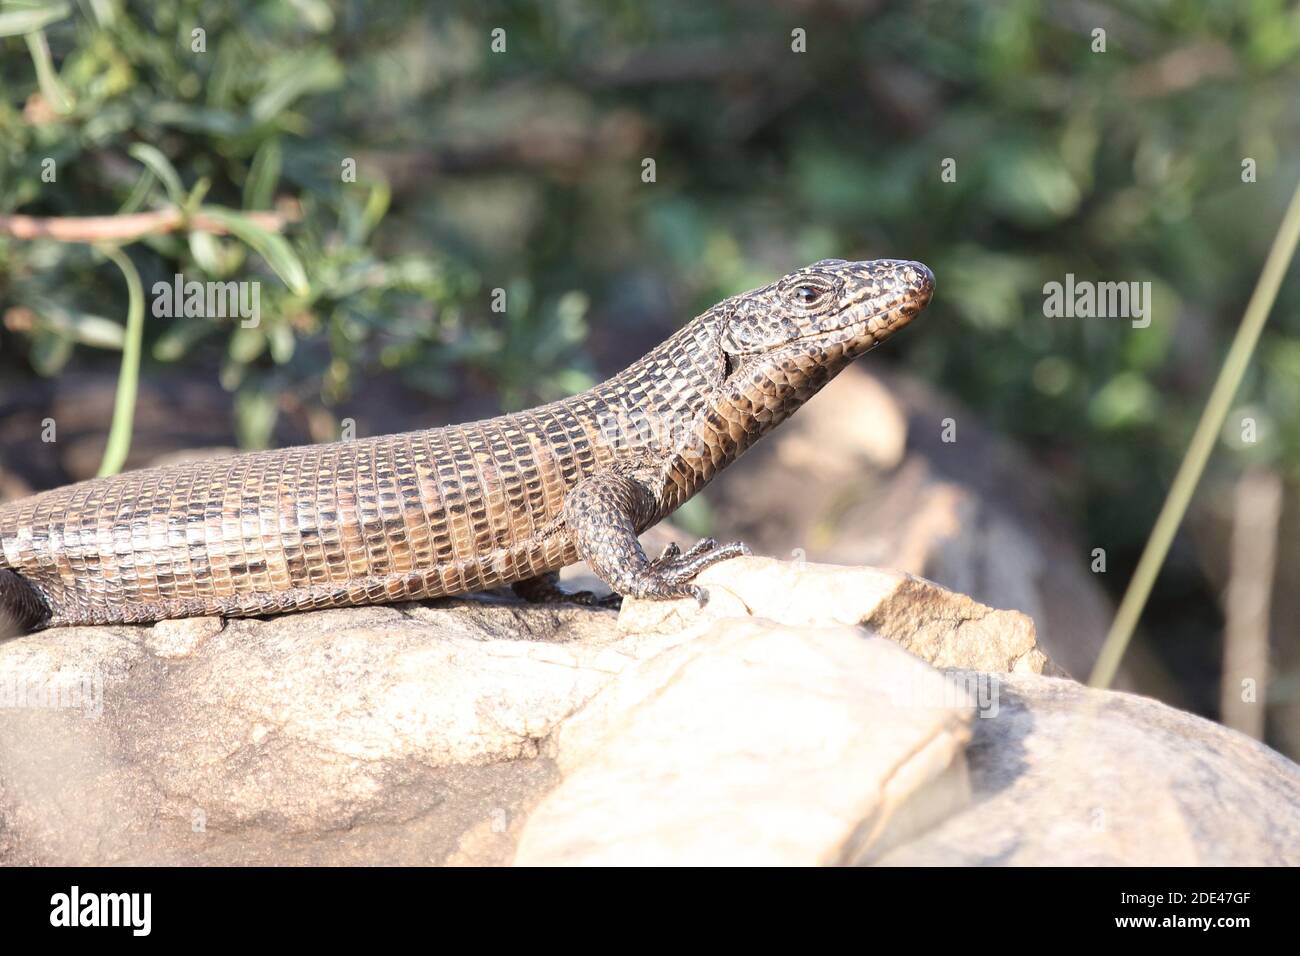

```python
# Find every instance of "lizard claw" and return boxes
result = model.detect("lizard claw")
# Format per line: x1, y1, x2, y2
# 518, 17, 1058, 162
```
651, 542, 682, 568
627, 540, 747, 602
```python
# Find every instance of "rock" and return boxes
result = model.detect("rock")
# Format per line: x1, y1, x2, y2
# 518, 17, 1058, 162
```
0, 558, 1295, 866
870, 672, 1300, 866
0, 598, 608, 865
0, 559, 1026, 865
706, 366, 1115, 682
514, 621, 974, 866
619, 556, 1062, 677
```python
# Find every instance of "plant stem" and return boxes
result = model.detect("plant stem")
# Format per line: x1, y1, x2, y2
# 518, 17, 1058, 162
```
94, 244, 145, 478
1090, 179, 1300, 688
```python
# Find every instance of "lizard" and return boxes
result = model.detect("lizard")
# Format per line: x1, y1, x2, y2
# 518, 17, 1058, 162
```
0, 258, 933, 633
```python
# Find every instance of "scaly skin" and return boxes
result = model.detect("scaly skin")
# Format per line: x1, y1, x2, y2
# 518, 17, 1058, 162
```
0, 258, 934, 631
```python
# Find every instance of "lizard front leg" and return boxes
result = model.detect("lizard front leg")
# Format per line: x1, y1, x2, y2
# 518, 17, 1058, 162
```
562, 469, 748, 603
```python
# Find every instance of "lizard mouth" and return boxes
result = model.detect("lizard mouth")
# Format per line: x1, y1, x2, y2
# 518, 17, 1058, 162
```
722, 299, 919, 380
785, 287, 932, 349
806, 300, 915, 341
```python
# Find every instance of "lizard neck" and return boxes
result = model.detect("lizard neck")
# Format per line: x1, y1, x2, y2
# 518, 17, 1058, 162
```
583, 315, 726, 463
658, 335, 856, 511
577, 309, 858, 514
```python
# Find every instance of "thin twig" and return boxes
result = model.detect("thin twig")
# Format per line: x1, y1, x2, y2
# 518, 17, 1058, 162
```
0, 207, 296, 243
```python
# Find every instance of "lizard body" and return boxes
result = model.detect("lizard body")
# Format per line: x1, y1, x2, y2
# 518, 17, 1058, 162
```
0, 258, 933, 631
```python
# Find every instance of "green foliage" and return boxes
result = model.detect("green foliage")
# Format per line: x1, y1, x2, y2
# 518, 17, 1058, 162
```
0, 0, 1298, 546
0, 0, 593, 446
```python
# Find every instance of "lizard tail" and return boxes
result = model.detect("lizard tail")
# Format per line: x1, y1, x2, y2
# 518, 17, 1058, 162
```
0, 569, 50, 637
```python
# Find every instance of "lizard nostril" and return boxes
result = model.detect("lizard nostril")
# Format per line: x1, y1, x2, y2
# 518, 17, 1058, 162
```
902, 261, 935, 304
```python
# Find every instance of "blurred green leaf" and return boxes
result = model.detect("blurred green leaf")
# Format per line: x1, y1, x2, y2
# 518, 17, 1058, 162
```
24, 295, 126, 349
228, 324, 267, 363
128, 143, 186, 206
244, 137, 283, 211
234, 386, 279, 450
0, 1, 70, 37
28, 330, 74, 374
152, 318, 214, 362
268, 320, 296, 364
287, 0, 334, 33
23, 28, 72, 112
146, 101, 251, 137
250, 49, 344, 123
188, 230, 223, 275
985, 143, 1083, 226
196, 207, 310, 295
1089, 372, 1159, 431
117, 169, 157, 215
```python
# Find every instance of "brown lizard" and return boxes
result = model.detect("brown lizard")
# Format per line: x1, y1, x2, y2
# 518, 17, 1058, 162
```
0, 258, 933, 632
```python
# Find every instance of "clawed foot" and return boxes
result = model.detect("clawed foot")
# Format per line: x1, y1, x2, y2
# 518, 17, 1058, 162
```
635, 538, 750, 604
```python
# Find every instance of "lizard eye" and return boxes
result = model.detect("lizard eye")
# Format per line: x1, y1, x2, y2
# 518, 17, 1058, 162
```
778, 271, 837, 309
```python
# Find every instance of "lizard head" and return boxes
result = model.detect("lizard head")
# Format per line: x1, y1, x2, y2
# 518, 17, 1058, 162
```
718, 258, 934, 375
629, 257, 935, 509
